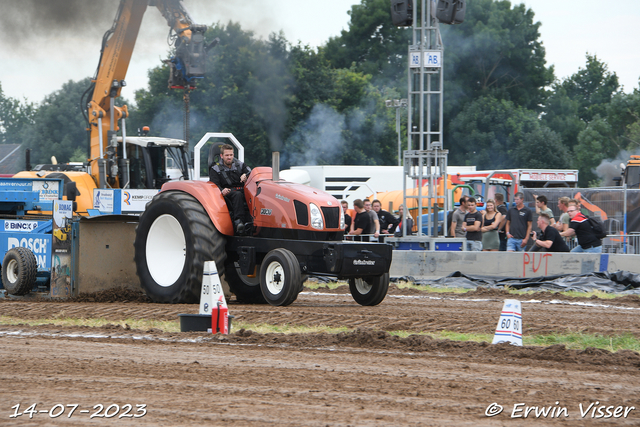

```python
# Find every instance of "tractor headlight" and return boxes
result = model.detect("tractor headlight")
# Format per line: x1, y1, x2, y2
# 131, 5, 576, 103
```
339, 206, 345, 230
310, 203, 324, 229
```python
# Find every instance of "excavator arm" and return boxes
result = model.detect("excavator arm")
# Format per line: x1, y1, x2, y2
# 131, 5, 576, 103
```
83, 0, 207, 188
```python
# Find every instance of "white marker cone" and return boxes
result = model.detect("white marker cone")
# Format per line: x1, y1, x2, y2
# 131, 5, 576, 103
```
492, 299, 522, 346
199, 261, 230, 334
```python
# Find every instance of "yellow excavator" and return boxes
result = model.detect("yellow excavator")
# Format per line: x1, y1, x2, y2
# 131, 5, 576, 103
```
14, 0, 210, 214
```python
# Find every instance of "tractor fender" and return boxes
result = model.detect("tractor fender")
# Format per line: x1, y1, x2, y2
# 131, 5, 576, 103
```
160, 180, 234, 236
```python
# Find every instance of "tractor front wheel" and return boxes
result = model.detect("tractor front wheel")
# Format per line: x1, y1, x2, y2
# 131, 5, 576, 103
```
349, 273, 389, 306
259, 248, 301, 306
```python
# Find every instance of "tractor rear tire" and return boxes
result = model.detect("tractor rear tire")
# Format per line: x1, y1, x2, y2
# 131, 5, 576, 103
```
349, 273, 389, 306
2, 247, 37, 296
224, 261, 267, 304
259, 248, 301, 306
134, 191, 227, 303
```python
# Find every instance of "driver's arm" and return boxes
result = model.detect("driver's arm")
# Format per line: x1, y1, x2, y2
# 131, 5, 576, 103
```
241, 163, 251, 183
209, 167, 224, 190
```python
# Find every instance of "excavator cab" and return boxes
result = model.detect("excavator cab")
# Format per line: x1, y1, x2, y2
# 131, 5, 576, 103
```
119, 136, 190, 189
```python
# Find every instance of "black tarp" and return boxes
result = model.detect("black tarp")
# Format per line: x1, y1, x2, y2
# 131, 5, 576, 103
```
393, 270, 640, 294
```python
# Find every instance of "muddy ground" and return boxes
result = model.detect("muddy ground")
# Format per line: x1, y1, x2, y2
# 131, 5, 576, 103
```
2, 285, 640, 426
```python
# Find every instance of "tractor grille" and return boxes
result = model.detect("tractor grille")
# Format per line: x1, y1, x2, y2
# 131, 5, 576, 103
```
294, 200, 309, 226
321, 206, 340, 229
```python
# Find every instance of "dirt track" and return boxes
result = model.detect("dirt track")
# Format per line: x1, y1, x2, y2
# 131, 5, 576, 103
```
2, 286, 640, 425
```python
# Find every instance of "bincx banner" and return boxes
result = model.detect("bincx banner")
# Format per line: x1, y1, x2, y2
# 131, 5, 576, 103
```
3, 220, 39, 232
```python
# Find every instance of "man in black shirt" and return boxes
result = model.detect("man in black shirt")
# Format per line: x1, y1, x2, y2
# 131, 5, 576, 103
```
505, 192, 532, 252
372, 199, 399, 236
560, 204, 603, 253
349, 199, 373, 241
209, 144, 251, 234
532, 213, 569, 252
463, 198, 483, 251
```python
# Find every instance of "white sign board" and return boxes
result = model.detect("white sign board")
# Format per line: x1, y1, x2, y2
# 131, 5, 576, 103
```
519, 171, 578, 183
409, 52, 421, 68
424, 51, 442, 67
121, 190, 158, 212
32, 180, 60, 201
409, 51, 442, 68
93, 189, 114, 212
492, 299, 523, 346
52, 200, 73, 230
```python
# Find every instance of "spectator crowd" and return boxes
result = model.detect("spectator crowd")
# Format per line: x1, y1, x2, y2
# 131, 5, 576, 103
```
340, 193, 603, 253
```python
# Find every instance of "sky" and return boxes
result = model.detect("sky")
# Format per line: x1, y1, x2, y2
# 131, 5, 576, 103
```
0, 0, 639, 105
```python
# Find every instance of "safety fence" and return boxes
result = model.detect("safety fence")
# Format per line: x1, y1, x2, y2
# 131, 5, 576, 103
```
344, 233, 640, 254
599, 234, 640, 254
521, 188, 640, 235
344, 234, 393, 243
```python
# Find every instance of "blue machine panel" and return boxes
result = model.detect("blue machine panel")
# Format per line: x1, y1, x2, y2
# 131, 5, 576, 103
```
0, 224, 53, 271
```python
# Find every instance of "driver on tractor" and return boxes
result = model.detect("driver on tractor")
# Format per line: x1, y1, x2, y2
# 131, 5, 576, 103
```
209, 144, 251, 234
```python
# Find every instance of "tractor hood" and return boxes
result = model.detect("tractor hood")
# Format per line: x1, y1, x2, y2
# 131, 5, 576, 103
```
245, 167, 344, 232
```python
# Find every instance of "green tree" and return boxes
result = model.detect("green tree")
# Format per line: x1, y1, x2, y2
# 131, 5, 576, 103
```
541, 85, 585, 151
573, 115, 617, 186
322, 0, 412, 87
450, 96, 569, 169
20, 78, 92, 165
442, 0, 554, 117
542, 56, 632, 185
287, 44, 340, 124
559, 54, 619, 123
0, 83, 34, 145
606, 89, 640, 152
512, 126, 568, 169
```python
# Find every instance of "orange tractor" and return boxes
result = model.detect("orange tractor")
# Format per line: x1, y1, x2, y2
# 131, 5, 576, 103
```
134, 163, 392, 306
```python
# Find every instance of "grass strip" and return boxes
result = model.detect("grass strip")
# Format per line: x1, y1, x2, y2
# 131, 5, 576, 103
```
0, 316, 181, 333
1, 315, 639, 352
390, 330, 640, 352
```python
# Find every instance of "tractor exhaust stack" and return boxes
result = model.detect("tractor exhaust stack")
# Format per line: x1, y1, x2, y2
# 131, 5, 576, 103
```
272, 152, 280, 181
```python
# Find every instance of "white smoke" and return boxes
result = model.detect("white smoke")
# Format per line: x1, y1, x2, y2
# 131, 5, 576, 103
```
285, 104, 345, 166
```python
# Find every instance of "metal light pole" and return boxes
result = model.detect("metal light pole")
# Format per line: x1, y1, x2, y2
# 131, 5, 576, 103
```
385, 99, 407, 166
624, 181, 628, 253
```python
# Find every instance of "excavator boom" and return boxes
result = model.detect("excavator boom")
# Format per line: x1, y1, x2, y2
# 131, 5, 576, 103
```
84, 0, 207, 189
